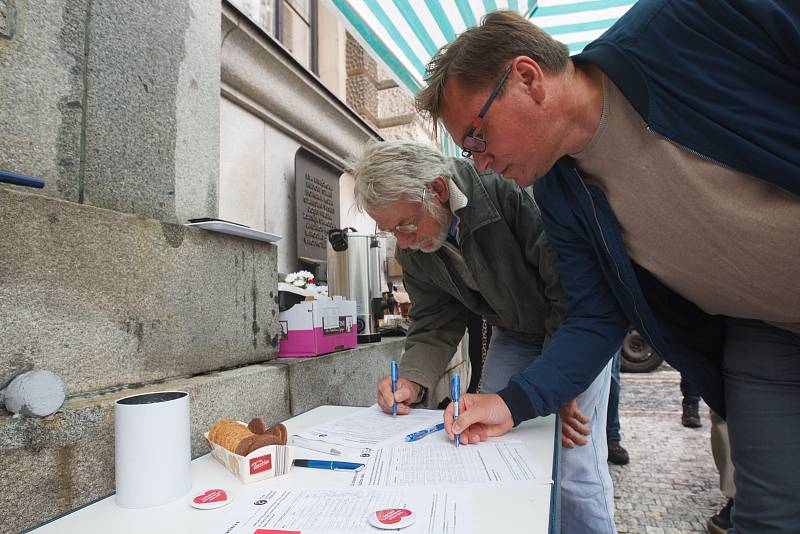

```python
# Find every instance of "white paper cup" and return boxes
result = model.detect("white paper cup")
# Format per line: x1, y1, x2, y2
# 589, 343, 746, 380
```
114, 391, 191, 508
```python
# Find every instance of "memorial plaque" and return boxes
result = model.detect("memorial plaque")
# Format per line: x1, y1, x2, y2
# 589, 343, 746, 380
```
0, 0, 16, 40
295, 148, 341, 263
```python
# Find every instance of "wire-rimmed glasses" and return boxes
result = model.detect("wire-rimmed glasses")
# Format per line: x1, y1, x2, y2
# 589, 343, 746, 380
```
375, 188, 428, 238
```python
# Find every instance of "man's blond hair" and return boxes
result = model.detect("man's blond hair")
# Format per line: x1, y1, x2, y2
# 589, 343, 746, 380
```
416, 10, 569, 132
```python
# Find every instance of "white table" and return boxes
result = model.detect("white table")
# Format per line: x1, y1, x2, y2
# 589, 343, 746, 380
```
28, 406, 559, 533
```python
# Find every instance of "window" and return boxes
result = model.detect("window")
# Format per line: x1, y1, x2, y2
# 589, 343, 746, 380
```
229, 0, 318, 73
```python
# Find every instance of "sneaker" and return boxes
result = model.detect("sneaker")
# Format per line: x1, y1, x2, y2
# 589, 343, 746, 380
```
682, 399, 702, 428
706, 498, 733, 534
607, 441, 630, 465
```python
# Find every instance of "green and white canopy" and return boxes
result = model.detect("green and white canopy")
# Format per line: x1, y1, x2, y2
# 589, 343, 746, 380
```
529, 0, 636, 55
326, 0, 636, 153
325, 0, 538, 95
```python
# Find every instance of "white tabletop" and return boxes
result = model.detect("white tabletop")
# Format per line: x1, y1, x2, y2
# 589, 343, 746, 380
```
29, 406, 558, 534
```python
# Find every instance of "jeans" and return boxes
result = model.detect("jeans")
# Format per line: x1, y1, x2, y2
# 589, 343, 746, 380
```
481, 327, 617, 534
723, 318, 800, 533
710, 410, 735, 500
606, 350, 622, 444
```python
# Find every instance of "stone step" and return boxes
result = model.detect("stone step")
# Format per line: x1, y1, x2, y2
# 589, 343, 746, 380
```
0, 186, 280, 396
0, 338, 414, 532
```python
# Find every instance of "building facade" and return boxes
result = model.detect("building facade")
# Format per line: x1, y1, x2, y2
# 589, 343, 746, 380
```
0, 1, 463, 530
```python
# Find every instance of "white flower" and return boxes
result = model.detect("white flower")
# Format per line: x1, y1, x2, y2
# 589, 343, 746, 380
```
285, 270, 319, 289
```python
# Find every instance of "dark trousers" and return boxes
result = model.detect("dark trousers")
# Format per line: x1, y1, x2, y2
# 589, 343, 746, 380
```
724, 318, 800, 533
680, 372, 701, 402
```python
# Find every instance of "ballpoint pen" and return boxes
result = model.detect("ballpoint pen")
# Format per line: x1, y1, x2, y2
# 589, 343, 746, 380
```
290, 435, 342, 456
405, 422, 445, 442
391, 360, 398, 417
451, 374, 461, 448
293, 459, 365, 471
0, 169, 45, 189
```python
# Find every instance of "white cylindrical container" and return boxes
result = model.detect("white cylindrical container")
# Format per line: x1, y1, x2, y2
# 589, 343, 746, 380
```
114, 391, 191, 508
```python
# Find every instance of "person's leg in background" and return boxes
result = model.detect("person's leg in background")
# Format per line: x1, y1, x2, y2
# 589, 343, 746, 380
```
723, 318, 800, 533
680, 372, 702, 428
706, 410, 735, 534
606, 350, 629, 466
481, 327, 617, 534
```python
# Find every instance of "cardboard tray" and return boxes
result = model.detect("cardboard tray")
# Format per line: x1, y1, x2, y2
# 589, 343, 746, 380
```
204, 425, 295, 484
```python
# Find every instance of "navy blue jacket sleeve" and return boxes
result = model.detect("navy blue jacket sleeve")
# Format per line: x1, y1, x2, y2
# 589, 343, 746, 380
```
497, 187, 629, 425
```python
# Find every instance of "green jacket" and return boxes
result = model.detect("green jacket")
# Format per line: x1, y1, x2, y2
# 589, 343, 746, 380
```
398, 159, 567, 405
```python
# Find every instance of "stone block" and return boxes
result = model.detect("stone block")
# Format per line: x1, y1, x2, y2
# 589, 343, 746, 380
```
379, 118, 437, 145
219, 98, 266, 231
82, 0, 219, 222
0, 0, 219, 223
377, 85, 417, 120
280, 338, 403, 415
0, 186, 280, 395
0, 0, 18, 39
345, 32, 377, 79
281, 337, 470, 415
0, 363, 289, 533
0, 0, 88, 202
346, 74, 379, 126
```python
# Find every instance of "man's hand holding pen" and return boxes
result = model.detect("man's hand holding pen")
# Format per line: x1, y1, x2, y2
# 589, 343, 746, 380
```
377, 375, 421, 415
444, 393, 514, 445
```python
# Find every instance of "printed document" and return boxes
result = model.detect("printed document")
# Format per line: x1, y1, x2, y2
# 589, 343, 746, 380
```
351, 440, 552, 487
216, 487, 472, 534
292, 404, 443, 450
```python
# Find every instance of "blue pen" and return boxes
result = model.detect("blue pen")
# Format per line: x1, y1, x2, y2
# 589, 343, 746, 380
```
391, 360, 399, 417
293, 459, 365, 471
0, 169, 45, 189
405, 422, 445, 442
451, 375, 461, 448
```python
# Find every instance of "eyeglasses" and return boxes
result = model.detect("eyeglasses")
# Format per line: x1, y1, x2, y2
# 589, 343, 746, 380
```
376, 188, 428, 238
460, 66, 512, 158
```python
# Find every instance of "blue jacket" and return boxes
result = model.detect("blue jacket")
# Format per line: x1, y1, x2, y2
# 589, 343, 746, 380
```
498, 0, 800, 423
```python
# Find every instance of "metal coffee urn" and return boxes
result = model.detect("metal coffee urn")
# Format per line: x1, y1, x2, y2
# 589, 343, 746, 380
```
327, 228, 382, 343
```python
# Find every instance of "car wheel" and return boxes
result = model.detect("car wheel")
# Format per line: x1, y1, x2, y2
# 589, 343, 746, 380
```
621, 329, 663, 372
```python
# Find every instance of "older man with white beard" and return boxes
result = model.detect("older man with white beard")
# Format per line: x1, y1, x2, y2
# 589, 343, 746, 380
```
349, 140, 620, 533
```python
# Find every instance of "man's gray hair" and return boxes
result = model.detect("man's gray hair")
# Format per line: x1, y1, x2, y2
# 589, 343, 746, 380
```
348, 140, 453, 212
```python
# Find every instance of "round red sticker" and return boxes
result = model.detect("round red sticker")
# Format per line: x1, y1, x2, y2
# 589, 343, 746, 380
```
368, 508, 416, 529
190, 488, 232, 510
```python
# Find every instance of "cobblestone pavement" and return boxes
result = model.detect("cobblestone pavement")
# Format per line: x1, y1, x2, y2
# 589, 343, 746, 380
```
610, 364, 721, 534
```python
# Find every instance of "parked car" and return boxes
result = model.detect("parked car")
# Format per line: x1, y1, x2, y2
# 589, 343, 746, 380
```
621, 328, 663, 372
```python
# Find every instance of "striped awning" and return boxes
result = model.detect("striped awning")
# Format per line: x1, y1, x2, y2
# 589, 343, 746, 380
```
326, 0, 635, 155
529, 0, 636, 55
326, 0, 539, 95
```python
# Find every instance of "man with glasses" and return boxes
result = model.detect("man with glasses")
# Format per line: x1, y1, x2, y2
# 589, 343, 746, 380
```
416, 4, 800, 532
349, 140, 619, 533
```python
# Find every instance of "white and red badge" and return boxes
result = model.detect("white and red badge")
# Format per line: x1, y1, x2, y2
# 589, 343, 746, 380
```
369, 508, 416, 529
190, 488, 233, 510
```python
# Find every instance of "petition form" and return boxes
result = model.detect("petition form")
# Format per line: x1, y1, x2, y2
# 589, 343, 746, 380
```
217, 487, 472, 534
292, 404, 443, 450
351, 440, 552, 487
